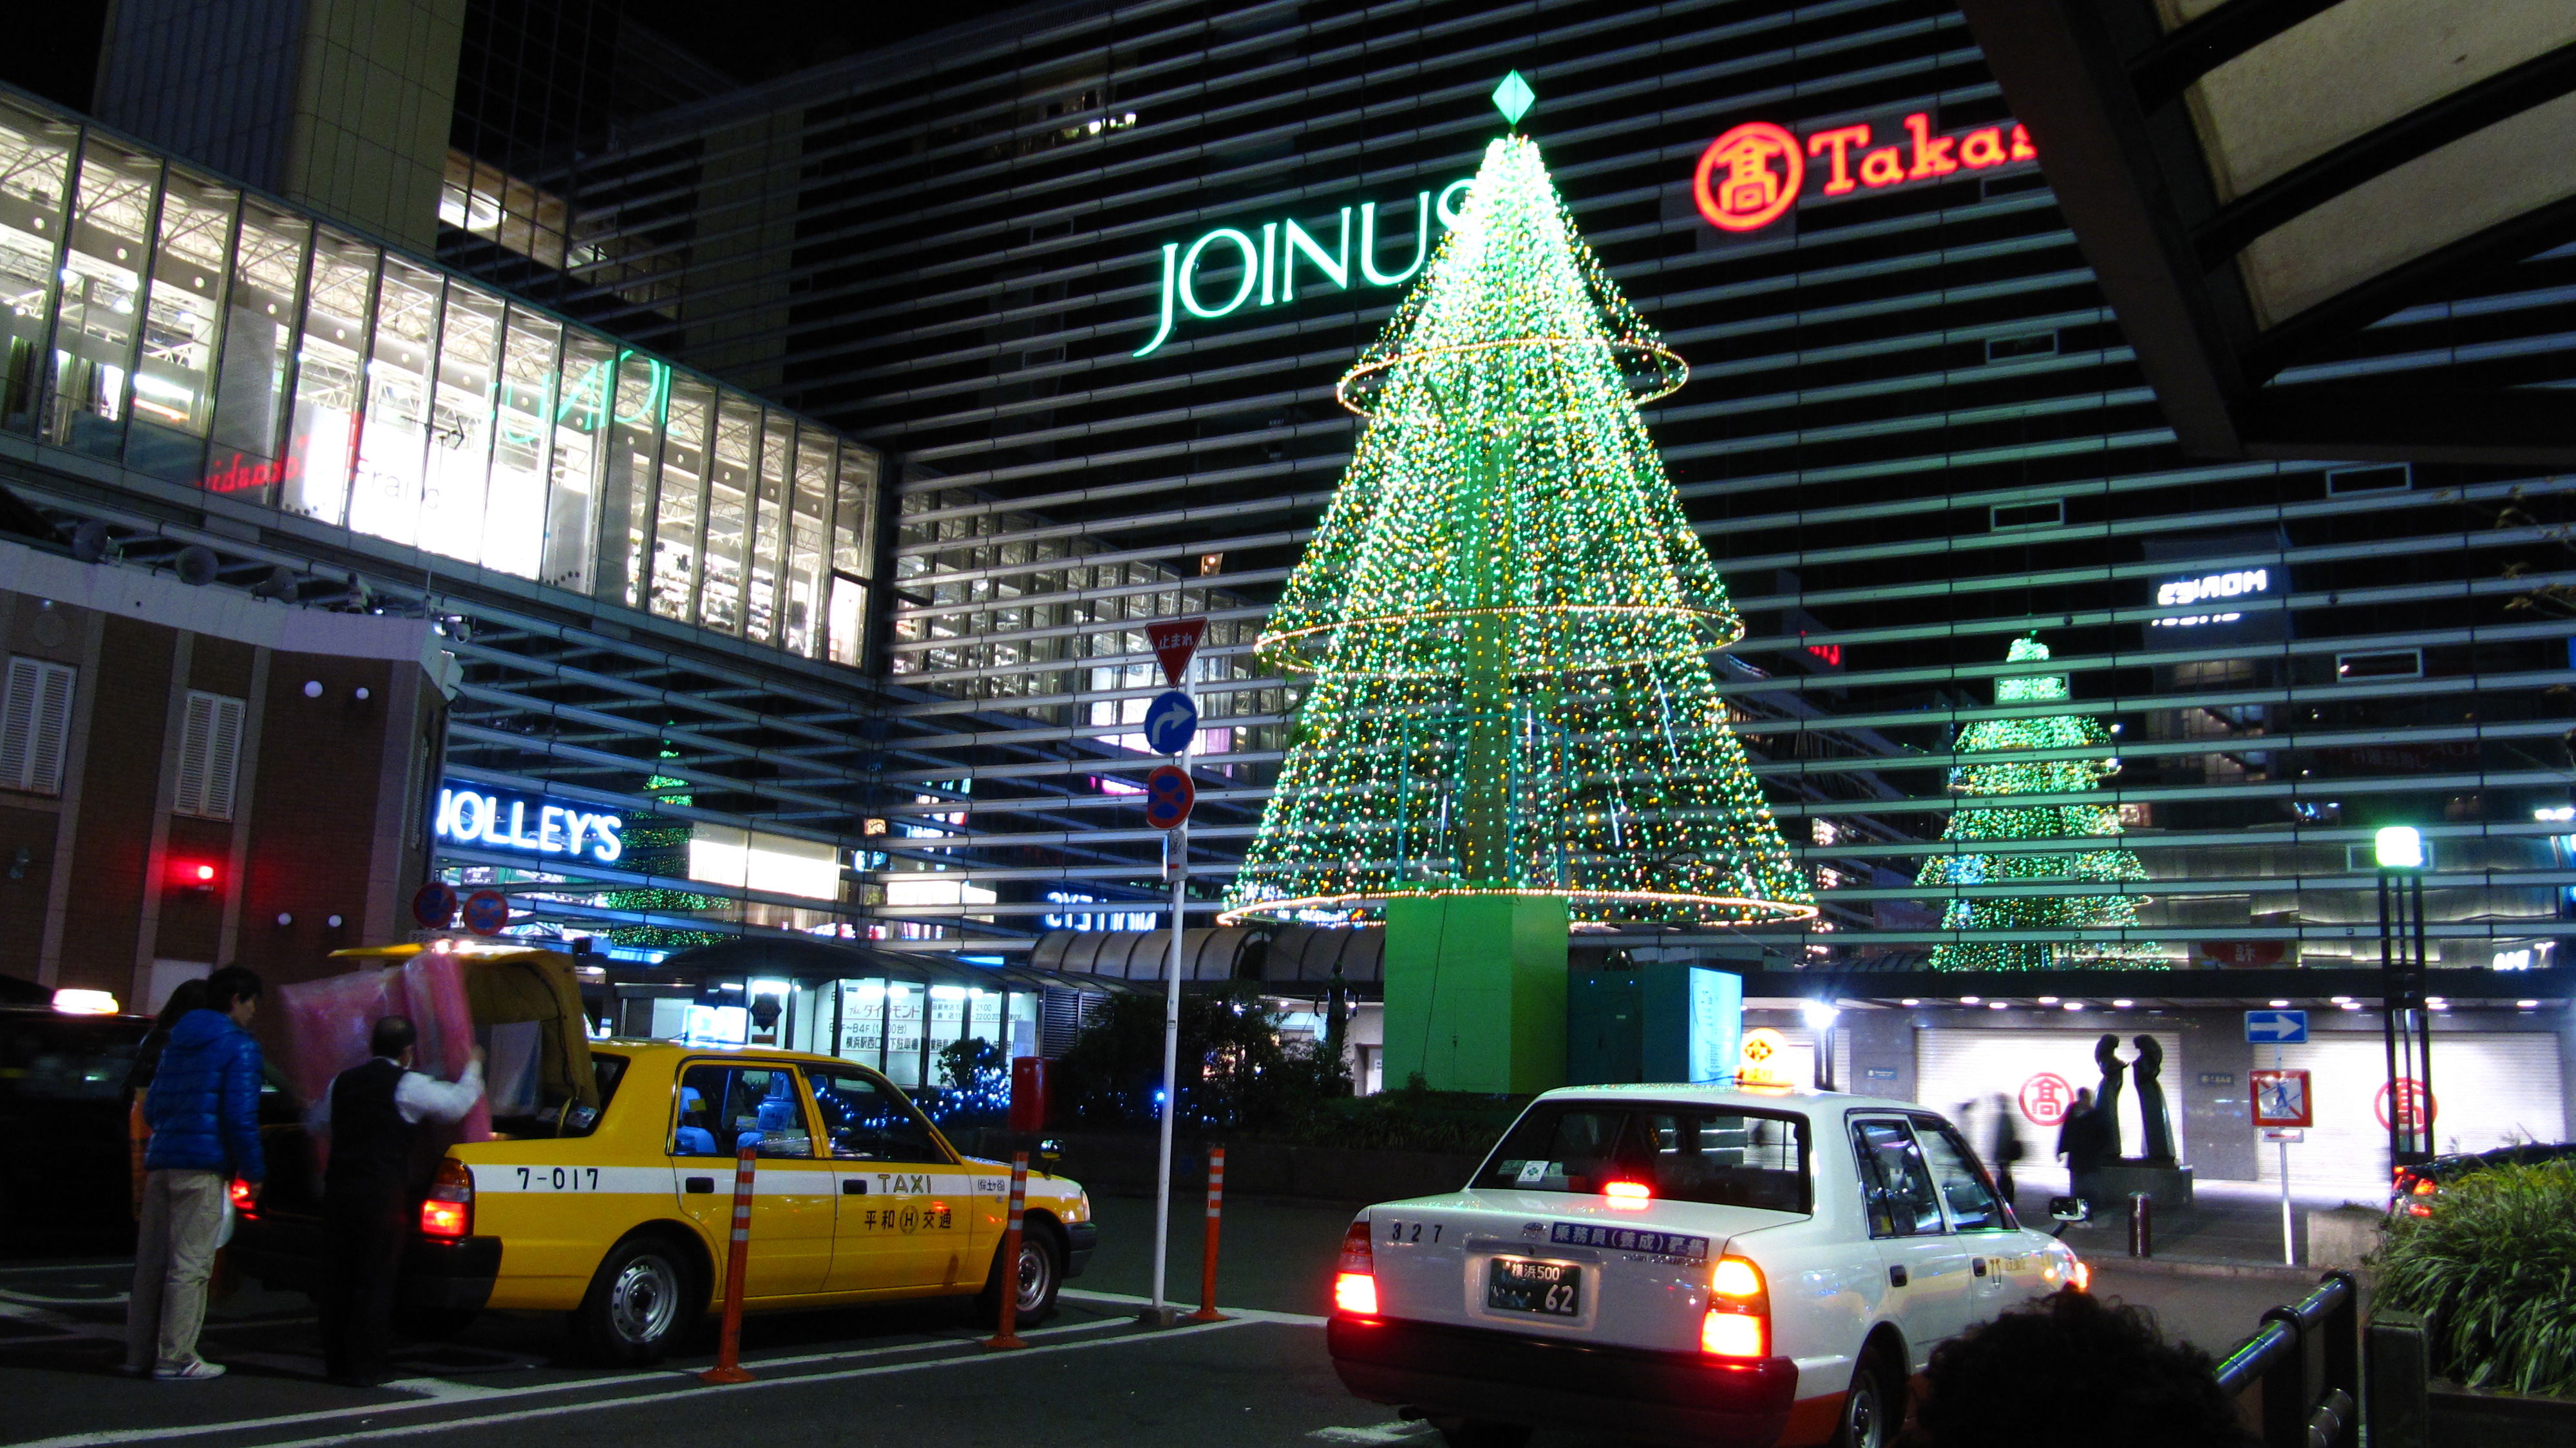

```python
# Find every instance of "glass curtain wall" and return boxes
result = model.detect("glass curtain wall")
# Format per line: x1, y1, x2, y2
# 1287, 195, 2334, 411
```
0, 91, 880, 667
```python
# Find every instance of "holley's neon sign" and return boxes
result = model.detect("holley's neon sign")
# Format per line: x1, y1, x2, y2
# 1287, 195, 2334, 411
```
1134, 180, 1471, 357
1694, 111, 2038, 233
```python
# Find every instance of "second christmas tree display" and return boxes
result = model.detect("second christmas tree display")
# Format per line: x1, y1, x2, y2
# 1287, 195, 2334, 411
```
1917, 636, 2161, 969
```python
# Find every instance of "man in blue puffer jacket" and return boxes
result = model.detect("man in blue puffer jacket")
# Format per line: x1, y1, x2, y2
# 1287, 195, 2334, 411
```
125, 966, 266, 1381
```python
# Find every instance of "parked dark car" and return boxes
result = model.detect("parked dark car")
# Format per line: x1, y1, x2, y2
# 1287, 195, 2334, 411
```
2392, 1142, 2576, 1215
0, 1004, 153, 1246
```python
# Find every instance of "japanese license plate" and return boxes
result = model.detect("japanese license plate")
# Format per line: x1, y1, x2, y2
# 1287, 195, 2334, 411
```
1486, 1257, 1582, 1317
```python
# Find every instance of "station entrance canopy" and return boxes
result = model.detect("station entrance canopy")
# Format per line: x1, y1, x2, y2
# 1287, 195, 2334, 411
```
1960, 1, 2576, 464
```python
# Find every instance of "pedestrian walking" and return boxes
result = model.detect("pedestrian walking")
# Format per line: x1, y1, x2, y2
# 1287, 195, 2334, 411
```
1986, 1092, 2025, 1208
124, 979, 209, 1219
314, 1016, 484, 1386
2056, 1087, 2114, 1224
125, 966, 265, 1382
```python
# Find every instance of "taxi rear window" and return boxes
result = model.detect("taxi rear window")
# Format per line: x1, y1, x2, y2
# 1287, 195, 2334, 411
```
1475, 1103, 1810, 1214
0, 1013, 147, 1101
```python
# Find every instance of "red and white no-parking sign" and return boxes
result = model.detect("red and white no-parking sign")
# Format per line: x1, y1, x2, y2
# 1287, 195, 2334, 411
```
460, 888, 510, 935
1143, 765, 1195, 831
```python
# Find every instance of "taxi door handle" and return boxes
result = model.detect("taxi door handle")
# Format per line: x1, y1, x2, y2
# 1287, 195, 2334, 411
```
842, 1179, 868, 1195
1888, 1265, 1908, 1288
1973, 1258, 1989, 1277
684, 1177, 715, 1194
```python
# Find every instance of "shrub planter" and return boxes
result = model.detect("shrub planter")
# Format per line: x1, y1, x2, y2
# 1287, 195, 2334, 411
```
2431, 1382, 2576, 1447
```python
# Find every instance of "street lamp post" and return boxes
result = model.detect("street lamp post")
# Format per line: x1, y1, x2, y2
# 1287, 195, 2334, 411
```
2374, 826, 2434, 1171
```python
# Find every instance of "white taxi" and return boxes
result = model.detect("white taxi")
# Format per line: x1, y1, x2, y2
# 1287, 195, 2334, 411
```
1327, 1084, 2086, 1448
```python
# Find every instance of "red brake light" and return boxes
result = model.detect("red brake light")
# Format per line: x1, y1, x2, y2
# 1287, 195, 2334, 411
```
1701, 1255, 1769, 1358
1334, 1219, 1377, 1317
419, 1158, 473, 1239
227, 1177, 256, 1215
1604, 1180, 1652, 1208
2411, 1178, 2438, 1196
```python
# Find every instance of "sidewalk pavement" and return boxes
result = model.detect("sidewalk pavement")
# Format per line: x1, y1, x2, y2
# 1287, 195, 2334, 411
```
2007, 1164, 2388, 1268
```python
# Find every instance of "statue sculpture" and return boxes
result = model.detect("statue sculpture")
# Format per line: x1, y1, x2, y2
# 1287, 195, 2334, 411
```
2092, 1033, 2125, 1157
2132, 1033, 2175, 1165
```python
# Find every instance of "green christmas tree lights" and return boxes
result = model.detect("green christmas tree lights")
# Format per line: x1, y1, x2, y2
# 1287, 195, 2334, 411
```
1917, 637, 2161, 969
1220, 131, 1812, 929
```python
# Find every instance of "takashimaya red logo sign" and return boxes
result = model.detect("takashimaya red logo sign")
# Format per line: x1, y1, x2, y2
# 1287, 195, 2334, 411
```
1694, 111, 2038, 234
2019, 1071, 2075, 1127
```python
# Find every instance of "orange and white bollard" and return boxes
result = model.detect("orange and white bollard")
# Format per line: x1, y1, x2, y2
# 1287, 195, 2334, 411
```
699, 1137, 757, 1384
1189, 1145, 1227, 1321
982, 1151, 1031, 1350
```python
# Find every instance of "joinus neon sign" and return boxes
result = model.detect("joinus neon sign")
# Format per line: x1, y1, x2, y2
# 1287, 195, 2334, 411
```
1135, 180, 1472, 357
1694, 111, 2038, 233
435, 784, 625, 864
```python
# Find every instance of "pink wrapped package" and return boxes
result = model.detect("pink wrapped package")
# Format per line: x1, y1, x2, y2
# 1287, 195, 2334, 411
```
277, 955, 493, 1154
277, 966, 402, 1110
402, 951, 492, 1143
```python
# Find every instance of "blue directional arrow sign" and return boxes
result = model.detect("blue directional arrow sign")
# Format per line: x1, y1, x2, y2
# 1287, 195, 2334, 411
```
1142, 689, 1198, 756
2243, 1009, 2309, 1044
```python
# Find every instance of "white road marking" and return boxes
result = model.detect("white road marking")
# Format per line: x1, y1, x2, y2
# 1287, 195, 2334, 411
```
201, 1319, 1262, 1448
1310, 1426, 1437, 1444
3, 1311, 1135, 1448
1059, 1288, 1327, 1328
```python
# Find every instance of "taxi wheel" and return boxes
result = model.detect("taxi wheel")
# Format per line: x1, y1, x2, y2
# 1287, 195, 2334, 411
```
575, 1235, 697, 1365
1832, 1349, 1900, 1448
976, 1229, 1061, 1326
1425, 1418, 1531, 1448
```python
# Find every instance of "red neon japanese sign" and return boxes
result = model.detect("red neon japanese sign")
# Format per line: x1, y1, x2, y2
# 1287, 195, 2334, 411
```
1694, 112, 2038, 234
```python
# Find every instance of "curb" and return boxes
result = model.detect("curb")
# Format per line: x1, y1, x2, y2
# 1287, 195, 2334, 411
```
2085, 1255, 2356, 1284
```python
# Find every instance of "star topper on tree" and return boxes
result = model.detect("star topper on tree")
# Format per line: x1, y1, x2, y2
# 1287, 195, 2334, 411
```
1220, 76, 1812, 930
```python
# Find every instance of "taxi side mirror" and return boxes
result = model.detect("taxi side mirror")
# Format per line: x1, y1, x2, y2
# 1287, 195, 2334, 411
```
2048, 1194, 2088, 1222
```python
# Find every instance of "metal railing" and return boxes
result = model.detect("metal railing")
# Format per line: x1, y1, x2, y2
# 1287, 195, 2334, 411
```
2214, 1271, 2360, 1448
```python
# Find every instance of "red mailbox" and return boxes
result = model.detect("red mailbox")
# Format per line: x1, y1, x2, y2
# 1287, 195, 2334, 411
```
1009, 1056, 1049, 1132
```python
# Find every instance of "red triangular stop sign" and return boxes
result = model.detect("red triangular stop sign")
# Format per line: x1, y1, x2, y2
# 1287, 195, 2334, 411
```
1148, 616, 1208, 686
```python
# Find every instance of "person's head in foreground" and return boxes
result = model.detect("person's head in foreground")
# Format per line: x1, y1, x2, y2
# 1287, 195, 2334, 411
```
1899, 1288, 2255, 1448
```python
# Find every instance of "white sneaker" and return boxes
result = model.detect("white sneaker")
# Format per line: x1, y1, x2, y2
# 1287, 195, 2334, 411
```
154, 1361, 225, 1381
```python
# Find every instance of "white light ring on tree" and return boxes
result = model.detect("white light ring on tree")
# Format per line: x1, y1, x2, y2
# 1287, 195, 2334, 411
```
1336, 334, 1687, 420
1215, 886, 1819, 928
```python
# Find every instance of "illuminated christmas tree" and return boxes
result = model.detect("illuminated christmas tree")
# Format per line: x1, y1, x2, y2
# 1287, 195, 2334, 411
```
604, 747, 727, 950
1220, 102, 1811, 929
1918, 637, 2161, 969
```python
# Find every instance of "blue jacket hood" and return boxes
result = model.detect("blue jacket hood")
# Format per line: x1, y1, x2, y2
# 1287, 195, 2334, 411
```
144, 1007, 267, 1179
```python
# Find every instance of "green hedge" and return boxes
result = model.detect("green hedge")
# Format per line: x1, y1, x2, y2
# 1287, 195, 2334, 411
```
2373, 1160, 2576, 1397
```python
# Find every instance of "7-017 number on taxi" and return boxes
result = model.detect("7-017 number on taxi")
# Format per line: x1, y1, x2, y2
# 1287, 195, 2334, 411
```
516, 1167, 601, 1190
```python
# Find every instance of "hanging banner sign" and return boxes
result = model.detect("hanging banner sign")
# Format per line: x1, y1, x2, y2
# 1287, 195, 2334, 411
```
1693, 107, 2039, 240
1148, 617, 1208, 686
434, 781, 625, 864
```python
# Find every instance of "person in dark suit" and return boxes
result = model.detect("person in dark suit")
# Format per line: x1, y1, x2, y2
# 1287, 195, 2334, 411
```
313, 1017, 482, 1386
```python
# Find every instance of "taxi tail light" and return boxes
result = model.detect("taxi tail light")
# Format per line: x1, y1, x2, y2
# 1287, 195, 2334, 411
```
2410, 1177, 2439, 1196
419, 1157, 473, 1239
1604, 1180, 1653, 1208
227, 1177, 256, 1217
1700, 1255, 1768, 1359
2069, 1257, 2092, 1293
1333, 1219, 1378, 1317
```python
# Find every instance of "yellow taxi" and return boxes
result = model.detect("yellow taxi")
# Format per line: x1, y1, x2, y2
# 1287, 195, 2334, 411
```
234, 1038, 1094, 1363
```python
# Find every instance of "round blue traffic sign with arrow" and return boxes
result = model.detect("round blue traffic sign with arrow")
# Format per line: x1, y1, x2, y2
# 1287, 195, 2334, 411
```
1144, 765, 1196, 831
1142, 689, 1198, 756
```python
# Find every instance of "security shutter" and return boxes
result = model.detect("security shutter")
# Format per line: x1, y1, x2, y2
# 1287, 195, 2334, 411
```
0, 656, 75, 795
2253, 1033, 2564, 1186
173, 691, 246, 821
1916, 1028, 2186, 1163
